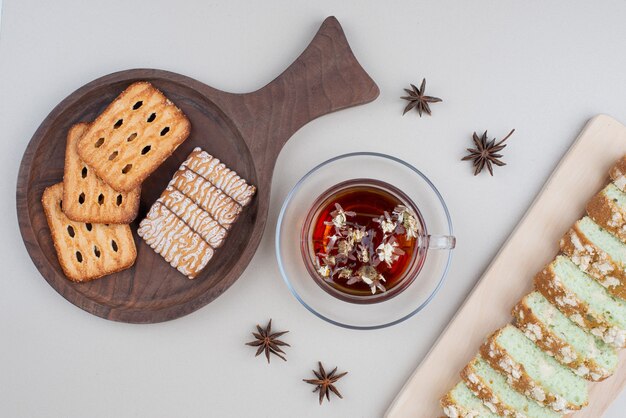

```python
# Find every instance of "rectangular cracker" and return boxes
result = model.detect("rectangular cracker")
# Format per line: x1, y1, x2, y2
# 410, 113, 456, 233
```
63, 123, 141, 224
181, 147, 256, 206
168, 167, 242, 229
41, 183, 137, 282
138, 202, 214, 279
157, 186, 227, 249
77, 81, 191, 192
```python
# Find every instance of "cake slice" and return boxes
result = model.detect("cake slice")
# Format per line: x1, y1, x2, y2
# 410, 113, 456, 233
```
480, 325, 587, 412
461, 355, 561, 418
609, 155, 626, 192
534, 255, 626, 348
587, 183, 626, 245
560, 216, 626, 300
440, 381, 499, 418
513, 291, 617, 381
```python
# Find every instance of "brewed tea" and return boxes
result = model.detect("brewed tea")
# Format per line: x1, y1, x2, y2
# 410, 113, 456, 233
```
309, 183, 422, 297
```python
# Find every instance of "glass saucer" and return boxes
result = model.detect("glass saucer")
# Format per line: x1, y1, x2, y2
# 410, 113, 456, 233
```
275, 152, 454, 330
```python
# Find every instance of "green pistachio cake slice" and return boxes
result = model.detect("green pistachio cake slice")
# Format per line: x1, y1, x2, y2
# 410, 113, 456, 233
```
480, 325, 587, 413
534, 255, 626, 348
461, 355, 561, 418
609, 155, 626, 192
587, 183, 626, 245
560, 216, 626, 300
513, 291, 618, 381
440, 381, 500, 418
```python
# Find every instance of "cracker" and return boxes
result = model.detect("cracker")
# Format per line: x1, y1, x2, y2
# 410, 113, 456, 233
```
158, 186, 227, 249
77, 81, 191, 192
181, 147, 256, 206
138, 202, 214, 279
168, 167, 242, 229
62, 123, 141, 224
41, 183, 136, 282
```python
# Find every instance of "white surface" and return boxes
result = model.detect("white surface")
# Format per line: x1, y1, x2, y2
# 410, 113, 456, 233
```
1, 1, 625, 417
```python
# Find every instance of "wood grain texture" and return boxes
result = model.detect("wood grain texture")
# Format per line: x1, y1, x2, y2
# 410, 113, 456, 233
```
385, 115, 626, 418
16, 16, 379, 323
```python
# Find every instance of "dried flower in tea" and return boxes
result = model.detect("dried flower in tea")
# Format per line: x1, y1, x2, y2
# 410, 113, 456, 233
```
376, 238, 405, 267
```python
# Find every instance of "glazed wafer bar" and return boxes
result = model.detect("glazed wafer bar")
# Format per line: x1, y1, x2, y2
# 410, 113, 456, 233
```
168, 167, 242, 229
181, 147, 256, 206
157, 186, 227, 249
138, 202, 214, 279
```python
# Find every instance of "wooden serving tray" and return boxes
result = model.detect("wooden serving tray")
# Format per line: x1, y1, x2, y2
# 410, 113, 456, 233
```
386, 115, 626, 417
16, 17, 379, 323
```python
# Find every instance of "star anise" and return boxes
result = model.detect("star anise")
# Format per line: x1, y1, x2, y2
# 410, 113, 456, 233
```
245, 319, 290, 363
303, 361, 348, 404
462, 129, 515, 176
401, 78, 442, 117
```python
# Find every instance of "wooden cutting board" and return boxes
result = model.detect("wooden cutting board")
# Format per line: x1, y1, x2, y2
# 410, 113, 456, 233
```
385, 115, 626, 417
15, 17, 379, 323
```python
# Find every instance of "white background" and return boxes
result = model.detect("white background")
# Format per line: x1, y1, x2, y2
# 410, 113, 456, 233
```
1, 1, 625, 417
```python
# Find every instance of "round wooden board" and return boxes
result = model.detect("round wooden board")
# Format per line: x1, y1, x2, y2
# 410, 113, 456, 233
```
16, 17, 379, 323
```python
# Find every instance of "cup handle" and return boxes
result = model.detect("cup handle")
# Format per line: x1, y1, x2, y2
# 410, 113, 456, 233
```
427, 234, 456, 250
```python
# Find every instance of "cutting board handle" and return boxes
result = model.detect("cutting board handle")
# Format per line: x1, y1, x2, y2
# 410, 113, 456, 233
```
236, 16, 379, 155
